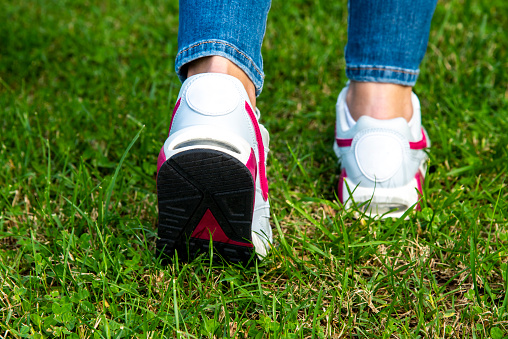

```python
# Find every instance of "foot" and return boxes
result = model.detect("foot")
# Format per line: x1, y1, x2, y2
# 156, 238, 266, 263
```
334, 86, 430, 218
156, 73, 272, 264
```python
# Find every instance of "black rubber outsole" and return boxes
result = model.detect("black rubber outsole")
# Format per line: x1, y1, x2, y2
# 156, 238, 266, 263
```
156, 149, 256, 265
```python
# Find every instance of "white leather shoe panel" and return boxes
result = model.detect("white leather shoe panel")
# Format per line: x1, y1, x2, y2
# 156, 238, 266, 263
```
163, 126, 252, 165
171, 75, 257, 151
185, 74, 240, 116
355, 132, 404, 182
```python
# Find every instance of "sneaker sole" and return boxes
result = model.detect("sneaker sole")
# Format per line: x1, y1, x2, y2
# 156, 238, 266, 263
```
340, 172, 424, 219
156, 148, 256, 264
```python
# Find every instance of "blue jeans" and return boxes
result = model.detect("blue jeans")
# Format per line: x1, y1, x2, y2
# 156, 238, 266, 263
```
176, 0, 437, 96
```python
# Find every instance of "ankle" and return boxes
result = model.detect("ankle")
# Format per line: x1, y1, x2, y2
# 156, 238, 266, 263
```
346, 81, 413, 122
187, 56, 257, 108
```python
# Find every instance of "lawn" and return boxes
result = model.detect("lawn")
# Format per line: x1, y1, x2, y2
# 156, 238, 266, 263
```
1, 0, 507, 337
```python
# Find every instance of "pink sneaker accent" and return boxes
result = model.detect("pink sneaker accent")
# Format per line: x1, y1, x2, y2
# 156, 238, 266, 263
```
157, 98, 181, 174
191, 209, 254, 247
246, 148, 257, 183
167, 98, 181, 136
415, 170, 424, 211
415, 171, 423, 194
157, 147, 166, 173
338, 128, 427, 150
336, 138, 353, 148
245, 102, 268, 201
338, 168, 347, 204
409, 128, 428, 150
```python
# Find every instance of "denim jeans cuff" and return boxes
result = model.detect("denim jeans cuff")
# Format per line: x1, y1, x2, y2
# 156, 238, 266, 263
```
346, 65, 419, 86
176, 39, 265, 96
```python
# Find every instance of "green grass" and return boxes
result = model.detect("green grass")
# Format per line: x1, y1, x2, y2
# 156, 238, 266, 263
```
1, 0, 507, 337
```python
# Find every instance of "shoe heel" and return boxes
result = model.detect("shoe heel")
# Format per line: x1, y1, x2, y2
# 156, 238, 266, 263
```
157, 148, 256, 264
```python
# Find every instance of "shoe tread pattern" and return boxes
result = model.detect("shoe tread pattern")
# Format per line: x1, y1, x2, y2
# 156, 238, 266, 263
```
157, 149, 255, 264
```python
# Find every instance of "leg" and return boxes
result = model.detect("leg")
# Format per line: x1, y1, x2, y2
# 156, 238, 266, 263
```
176, 0, 271, 102
157, 0, 273, 263
334, 0, 437, 218
345, 0, 437, 121
346, 82, 413, 122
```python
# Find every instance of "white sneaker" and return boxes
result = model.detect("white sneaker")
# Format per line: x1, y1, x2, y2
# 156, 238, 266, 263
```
156, 73, 272, 263
334, 86, 430, 218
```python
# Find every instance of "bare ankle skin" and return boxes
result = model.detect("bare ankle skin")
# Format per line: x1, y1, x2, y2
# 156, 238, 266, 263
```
187, 56, 257, 108
346, 81, 413, 122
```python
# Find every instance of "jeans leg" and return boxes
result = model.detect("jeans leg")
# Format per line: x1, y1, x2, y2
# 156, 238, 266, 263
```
176, 0, 271, 96
346, 0, 437, 86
